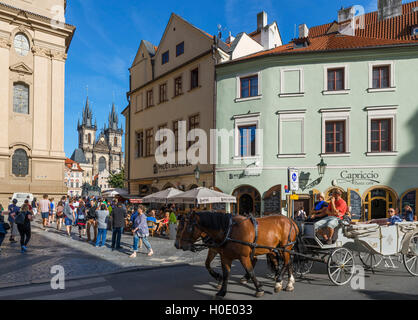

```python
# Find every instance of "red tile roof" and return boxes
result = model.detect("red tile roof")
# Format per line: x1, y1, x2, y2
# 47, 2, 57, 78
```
65, 158, 84, 172
234, 33, 418, 62
310, 0, 418, 40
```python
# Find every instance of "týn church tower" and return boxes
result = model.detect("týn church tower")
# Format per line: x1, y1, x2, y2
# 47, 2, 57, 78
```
71, 96, 124, 187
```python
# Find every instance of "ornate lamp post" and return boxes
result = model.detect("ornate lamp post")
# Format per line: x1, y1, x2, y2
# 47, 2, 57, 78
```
317, 158, 327, 177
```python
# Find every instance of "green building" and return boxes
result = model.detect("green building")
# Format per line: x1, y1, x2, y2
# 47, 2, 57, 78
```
215, 2, 418, 221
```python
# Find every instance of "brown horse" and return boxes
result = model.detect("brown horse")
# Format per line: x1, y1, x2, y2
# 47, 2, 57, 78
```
175, 212, 299, 299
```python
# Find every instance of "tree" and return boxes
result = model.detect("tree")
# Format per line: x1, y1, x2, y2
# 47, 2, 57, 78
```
108, 168, 124, 189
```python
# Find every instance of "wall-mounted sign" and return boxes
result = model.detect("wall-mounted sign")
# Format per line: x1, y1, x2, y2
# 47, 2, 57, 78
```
337, 170, 380, 186
153, 162, 192, 174
288, 168, 299, 191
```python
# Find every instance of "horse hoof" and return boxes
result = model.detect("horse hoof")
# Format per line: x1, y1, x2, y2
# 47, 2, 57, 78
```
240, 277, 248, 284
216, 283, 222, 290
285, 286, 295, 292
255, 291, 265, 298
274, 287, 282, 293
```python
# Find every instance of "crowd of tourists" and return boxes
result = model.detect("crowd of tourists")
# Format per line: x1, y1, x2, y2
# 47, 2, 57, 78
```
0, 194, 180, 258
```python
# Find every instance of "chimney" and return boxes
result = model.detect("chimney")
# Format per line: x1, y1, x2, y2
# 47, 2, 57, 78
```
378, 0, 402, 20
298, 24, 309, 38
257, 11, 268, 31
225, 32, 235, 44
338, 6, 356, 36
338, 6, 355, 23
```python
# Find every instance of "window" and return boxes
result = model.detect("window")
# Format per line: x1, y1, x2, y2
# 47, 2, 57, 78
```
159, 83, 168, 103
372, 66, 390, 89
157, 124, 168, 147
325, 121, 346, 153
173, 121, 179, 151
88, 133, 91, 144
14, 33, 30, 56
371, 119, 392, 152
277, 110, 306, 158
239, 126, 256, 157
240, 75, 258, 98
114, 137, 118, 147
13, 83, 29, 114
99, 157, 106, 172
146, 89, 154, 108
12, 149, 29, 177
188, 114, 200, 148
162, 51, 169, 65
327, 68, 345, 91
190, 68, 199, 90
176, 42, 184, 57
233, 113, 261, 159
145, 128, 154, 157
174, 76, 183, 96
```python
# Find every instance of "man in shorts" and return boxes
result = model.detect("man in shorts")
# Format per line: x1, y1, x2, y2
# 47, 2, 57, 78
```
314, 189, 347, 244
39, 194, 51, 230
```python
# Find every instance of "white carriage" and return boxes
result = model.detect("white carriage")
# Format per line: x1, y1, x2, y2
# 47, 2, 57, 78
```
295, 221, 418, 286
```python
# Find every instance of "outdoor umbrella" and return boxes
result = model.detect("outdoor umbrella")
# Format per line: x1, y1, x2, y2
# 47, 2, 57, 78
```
142, 187, 185, 204
167, 187, 236, 205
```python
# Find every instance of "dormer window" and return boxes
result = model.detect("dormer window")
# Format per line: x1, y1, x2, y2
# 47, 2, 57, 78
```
176, 42, 184, 57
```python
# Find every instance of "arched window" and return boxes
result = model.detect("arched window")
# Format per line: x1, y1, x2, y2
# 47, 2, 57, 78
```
114, 137, 118, 147
88, 133, 91, 144
12, 149, 29, 177
14, 33, 30, 56
98, 157, 106, 172
13, 83, 29, 114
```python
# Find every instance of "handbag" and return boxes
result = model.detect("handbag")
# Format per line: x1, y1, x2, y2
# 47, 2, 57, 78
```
3, 222, 10, 231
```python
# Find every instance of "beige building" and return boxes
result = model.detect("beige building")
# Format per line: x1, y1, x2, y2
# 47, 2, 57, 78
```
0, 0, 75, 204
64, 158, 83, 197
123, 12, 281, 197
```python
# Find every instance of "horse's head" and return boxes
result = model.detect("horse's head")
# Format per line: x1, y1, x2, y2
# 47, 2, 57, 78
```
175, 212, 203, 252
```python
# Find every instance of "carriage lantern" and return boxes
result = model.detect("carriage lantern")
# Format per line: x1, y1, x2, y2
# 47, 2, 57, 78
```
317, 158, 327, 177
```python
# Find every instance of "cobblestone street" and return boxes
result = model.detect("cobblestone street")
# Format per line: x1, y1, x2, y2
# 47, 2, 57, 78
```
0, 216, 207, 288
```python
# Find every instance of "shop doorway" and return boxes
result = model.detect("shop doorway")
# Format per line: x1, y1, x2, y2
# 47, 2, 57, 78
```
232, 185, 261, 217
293, 199, 310, 219
363, 187, 398, 220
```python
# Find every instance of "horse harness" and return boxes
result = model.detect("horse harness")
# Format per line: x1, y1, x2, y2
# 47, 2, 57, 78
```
192, 215, 297, 259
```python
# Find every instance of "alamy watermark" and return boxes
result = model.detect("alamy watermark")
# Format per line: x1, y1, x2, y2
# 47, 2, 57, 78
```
50, 265, 65, 290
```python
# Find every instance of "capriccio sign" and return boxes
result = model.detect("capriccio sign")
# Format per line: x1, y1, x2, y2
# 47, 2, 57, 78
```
338, 170, 380, 185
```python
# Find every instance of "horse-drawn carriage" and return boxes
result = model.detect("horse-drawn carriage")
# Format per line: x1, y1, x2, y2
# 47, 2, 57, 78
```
175, 212, 418, 299
293, 220, 418, 285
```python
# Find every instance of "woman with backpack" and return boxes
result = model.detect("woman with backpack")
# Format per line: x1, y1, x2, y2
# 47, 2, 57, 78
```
15, 204, 33, 253
56, 201, 64, 231
76, 201, 87, 240
64, 199, 76, 238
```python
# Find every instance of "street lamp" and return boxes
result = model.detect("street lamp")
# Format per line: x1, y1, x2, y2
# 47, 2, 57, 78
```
317, 158, 327, 177
194, 165, 200, 184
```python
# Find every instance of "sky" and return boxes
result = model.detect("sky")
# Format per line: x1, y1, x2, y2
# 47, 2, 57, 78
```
63, 0, 414, 157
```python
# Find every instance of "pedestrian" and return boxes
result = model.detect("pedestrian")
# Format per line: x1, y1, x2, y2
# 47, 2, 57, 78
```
111, 200, 126, 250
0, 204, 9, 254
7, 199, 19, 243
95, 204, 109, 248
76, 201, 87, 239
64, 198, 76, 238
39, 194, 51, 230
15, 204, 33, 253
31, 197, 38, 217
403, 205, 416, 222
86, 200, 98, 243
49, 198, 56, 225
295, 207, 307, 222
130, 205, 153, 258
129, 206, 154, 258
56, 201, 64, 231
129, 206, 141, 250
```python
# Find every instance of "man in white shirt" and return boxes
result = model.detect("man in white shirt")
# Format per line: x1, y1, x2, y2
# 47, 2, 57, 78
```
39, 194, 51, 230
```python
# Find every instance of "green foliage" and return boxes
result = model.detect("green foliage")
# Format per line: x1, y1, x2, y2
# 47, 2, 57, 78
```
108, 168, 124, 189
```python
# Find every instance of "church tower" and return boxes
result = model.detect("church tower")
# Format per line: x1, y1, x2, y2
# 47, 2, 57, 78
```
77, 96, 97, 164
105, 103, 123, 173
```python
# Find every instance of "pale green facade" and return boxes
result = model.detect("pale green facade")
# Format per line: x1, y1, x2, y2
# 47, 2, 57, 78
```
215, 45, 418, 220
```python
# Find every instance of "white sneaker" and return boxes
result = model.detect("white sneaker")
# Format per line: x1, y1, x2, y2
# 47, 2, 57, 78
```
129, 252, 137, 258
147, 250, 154, 257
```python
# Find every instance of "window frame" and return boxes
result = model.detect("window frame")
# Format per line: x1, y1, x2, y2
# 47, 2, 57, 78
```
159, 83, 168, 104
162, 51, 169, 65
190, 67, 199, 90
320, 108, 351, 157
366, 106, 398, 156
240, 75, 259, 99
368, 61, 395, 93
145, 128, 154, 157
146, 89, 154, 108
325, 120, 346, 154
277, 110, 306, 158
370, 118, 392, 153
235, 71, 262, 102
13, 82, 30, 115
174, 76, 183, 97
323, 64, 350, 95
233, 113, 261, 160
279, 68, 304, 97
188, 114, 200, 149
176, 42, 184, 57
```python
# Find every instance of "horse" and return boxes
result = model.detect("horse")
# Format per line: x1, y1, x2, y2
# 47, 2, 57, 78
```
175, 211, 299, 299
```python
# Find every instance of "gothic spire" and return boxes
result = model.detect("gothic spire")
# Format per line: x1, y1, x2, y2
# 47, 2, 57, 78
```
108, 102, 119, 131
82, 96, 94, 128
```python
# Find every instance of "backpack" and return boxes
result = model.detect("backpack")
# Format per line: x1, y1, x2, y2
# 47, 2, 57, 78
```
15, 211, 26, 225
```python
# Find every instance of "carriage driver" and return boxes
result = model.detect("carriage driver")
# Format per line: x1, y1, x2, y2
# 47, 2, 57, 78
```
312, 189, 348, 244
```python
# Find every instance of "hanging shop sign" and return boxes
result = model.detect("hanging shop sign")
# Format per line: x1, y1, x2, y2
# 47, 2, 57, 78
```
153, 162, 192, 174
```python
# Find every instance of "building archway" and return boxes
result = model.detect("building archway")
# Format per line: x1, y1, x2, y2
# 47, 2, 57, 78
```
362, 186, 398, 220
324, 186, 347, 202
162, 183, 175, 190
232, 185, 261, 217
98, 156, 106, 172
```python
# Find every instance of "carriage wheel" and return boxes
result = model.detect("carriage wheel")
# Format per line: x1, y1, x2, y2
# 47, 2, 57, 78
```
403, 234, 418, 277
327, 248, 355, 286
359, 252, 383, 269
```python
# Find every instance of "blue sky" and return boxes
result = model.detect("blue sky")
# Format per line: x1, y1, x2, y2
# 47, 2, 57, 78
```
64, 0, 413, 157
